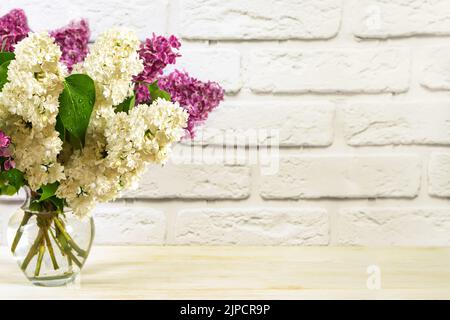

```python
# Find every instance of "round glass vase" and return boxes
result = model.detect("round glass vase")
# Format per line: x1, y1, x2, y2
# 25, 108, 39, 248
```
6, 187, 94, 287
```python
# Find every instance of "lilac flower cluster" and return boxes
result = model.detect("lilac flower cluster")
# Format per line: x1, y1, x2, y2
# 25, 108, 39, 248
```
159, 70, 224, 137
135, 34, 181, 83
135, 83, 151, 104
50, 19, 90, 71
0, 9, 90, 71
133, 34, 181, 104
0, 9, 30, 52
1, 7, 225, 140
0, 131, 14, 171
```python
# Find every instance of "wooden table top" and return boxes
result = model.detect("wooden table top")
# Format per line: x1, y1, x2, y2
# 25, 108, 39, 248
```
1, 246, 449, 299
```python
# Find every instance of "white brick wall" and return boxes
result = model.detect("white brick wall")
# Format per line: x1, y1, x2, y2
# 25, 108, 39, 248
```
342, 102, 450, 145
260, 155, 421, 199
352, 0, 450, 39
190, 102, 335, 147
336, 208, 450, 246
247, 48, 411, 94
174, 208, 329, 245
94, 205, 167, 245
1, 0, 450, 246
421, 47, 450, 90
175, 49, 242, 93
179, 0, 342, 40
123, 163, 251, 199
428, 153, 450, 198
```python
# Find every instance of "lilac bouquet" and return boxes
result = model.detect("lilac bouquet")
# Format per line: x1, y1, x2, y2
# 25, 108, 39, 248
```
0, 8, 224, 286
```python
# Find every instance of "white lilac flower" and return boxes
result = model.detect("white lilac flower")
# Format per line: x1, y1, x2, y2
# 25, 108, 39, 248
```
0, 32, 65, 190
57, 99, 187, 217
0, 32, 66, 130
0, 28, 190, 217
138, 98, 189, 163
2, 116, 64, 190
80, 28, 143, 107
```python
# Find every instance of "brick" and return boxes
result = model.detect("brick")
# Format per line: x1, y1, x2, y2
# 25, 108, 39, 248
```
337, 208, 450, 246
428, 153, 450, 197
93, 205, 166, 245
179, 0, 341, 40
248, 49, 410, 93
260, 155, 421, 199
421, 47, 450, 90
342, 102, 450, 145
1, 0, 167, 40
353, 0, 450, 39
174, 208, 329, 245
190, 102, 335, 147
175, 48, 241, 93
122, 163, 251, 199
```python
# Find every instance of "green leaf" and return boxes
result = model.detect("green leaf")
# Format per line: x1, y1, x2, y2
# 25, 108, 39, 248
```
0, 52, 15, 91
1, 185, 17, 196
148, 81, 171, 102
39, 182, 59, 202
48, 196, 64, 213
58, 74, 96, 148
114, 94, 135, 113
55, 116, 66, 141
0, 60, 11, 91
0, 169, 24, 192
0, 168, 24, 196
29, 201, 42, 212
0, 52, 14, 65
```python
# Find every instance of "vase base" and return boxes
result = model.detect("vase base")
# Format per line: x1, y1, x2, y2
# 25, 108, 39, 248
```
28, 274, 77, 287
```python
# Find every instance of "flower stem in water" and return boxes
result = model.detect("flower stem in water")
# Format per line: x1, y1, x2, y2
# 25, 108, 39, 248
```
54, 218, 87, 258
34, 241, 45, 277
44, 228, 59, 270
17, 213, 86, 276
21, 228, 44, 271
11, 211, 32, 253
49, 227, 83, 269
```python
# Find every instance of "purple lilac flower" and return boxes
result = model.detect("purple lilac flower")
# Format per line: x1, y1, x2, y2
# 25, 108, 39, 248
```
50, 19, 90, 72
0, 9, 30, 52
0, 147, 11, 157
135, 83, 151, 104
0, 131, 14, 171
158, 70, 224, 138
3, 159, 15, 170
133, 34, 181, 104
0, 131, 11, 148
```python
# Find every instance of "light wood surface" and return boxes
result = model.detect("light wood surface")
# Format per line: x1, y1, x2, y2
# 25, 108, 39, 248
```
1, 246, 450, 299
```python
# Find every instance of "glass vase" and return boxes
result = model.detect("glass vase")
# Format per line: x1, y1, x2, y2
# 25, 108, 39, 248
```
6, 187, 94, 287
